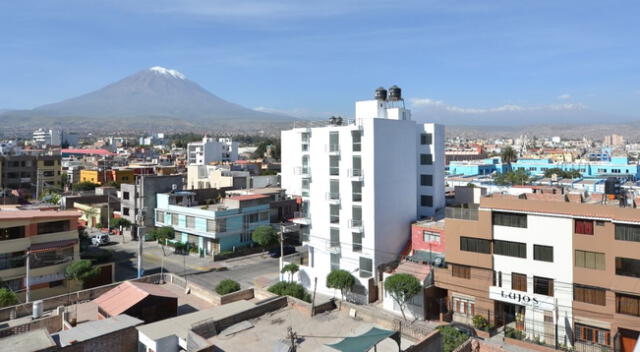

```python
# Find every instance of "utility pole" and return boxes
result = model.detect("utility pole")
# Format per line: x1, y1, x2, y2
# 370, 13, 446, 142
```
286, 327, 297, 352
25, 250, 31, 303
135, 175, 144, 278
279, 226, 284, 281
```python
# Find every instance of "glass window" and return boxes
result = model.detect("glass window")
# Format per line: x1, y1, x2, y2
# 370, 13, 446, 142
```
359, 257, 372, 278
352, 156, 362, 176
615, 257, 640, 278
330, 253, 340, 271
421, 195, 433, 207
420, 133, 433, 145
352, 181, 362, 202
460, 237, 491, 254
330, 205, 340, 224
31, 247, 74, 269
616, 293, 640, 317
329, 179, 339, 199
420, 154, 433, 165
533, 276, 554, 296
575, 250, 605, 270
451, 264, 470, 279
511, 273, 527, 291
533, 245, 553, 262
186, 216, 196, 229
574, 284, 606, 306
420, 174, 433, 186
615, 224, 640, 242
494, 240, 527, 258
330, 228, 340, 248
37, 220, 70, 235
172, 213, 179, 225
493, 212, 527, 228
0, 251, 25, 270
423, 231, 440, 244
123, 192, 130, 200
575, 323, 610, 346
156, 211, 165, 223
0, 226, 25, 241
352, 233, 362, 252
575, 220, 594, 235
329, 131, 339, 148
352, 131, 361, 152
329, 156, 339, 176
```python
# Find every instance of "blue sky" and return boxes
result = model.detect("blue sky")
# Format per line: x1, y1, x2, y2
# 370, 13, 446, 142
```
1, 0, 639, 120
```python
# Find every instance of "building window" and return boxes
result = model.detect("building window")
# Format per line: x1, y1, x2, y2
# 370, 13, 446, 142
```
420, 154, 433, 165
460, 237, 491, 254
615, 257, 640, 278
352, 131, 361, 152
329, 179, 340, 200
329, 131, 339, 152
330, 228, 340, 248
172, 213, 179, 225
492, 212, 527, 228
329, 156, 339, 176
494, 240, 526, 258
452, 296, 474, 316
533, 245, 553, 262
352, 206, 362, 227
575, 220, 594, 235
574, 284, 606, 306
123, 207, 130, 216
575, 250, 605, 270
0, 251, 26, 270
533, 276, 554, 296
352, 233, 362, 252
0, 226, 25, 241
451, 264, 471, 279
511, 273, 527, 292
330, 204, 340, 224
31, 247, 74, 269
43, 160, 55, 166
359, 257, 372, 278
615, 224, 640, 242
420, 174, 433, 186
123, 192, 130, 200
493, 271, 502, 287
616, 293, 640, 317
37, 220, 70, 235
420, 195, 433, 207
241, 231, 251, 242
185, 216, 195, 229
156, 211, 165, 223
301, 179, 310, 197
423, 231, 441, 244
352, 181, 362, 202
575, 323, 610, 346
330, 253, 340, 271
420, 133, 432, 145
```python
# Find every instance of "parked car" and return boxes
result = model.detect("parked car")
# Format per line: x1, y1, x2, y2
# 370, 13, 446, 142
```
91, 233, 110, 246
448, 322, 478, 337
268, 245, 296, 258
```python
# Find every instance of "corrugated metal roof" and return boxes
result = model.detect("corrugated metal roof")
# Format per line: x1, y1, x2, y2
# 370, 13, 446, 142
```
94, 281, 177, 317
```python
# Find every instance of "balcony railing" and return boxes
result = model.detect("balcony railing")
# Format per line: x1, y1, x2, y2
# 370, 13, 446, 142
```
445, 206, 479, 220
348, 169, 363, 178
326, 144, 340, 154
349, 219, 363, 228
326, 192, 340, 203
294, 167, 311, 177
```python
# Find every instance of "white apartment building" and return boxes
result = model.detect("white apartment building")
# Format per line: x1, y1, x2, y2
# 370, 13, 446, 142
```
187, 137, 239, 165
281, 87, 445, 302
32, 129, 62, 147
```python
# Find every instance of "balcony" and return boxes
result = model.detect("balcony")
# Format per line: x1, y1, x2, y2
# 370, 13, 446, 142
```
348, 168, 364, 181
326, 192, 341, 204
445, 206, 479, 221
327, 241, 341, 254
326, 144, 340, 155
294, 167, 311, 178
291, 212, 311, 225
349, 219, 364, 232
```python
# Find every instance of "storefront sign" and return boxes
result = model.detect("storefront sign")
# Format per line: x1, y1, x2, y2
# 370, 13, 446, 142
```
489, 286, 556, 311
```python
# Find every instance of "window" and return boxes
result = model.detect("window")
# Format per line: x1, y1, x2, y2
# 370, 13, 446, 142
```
452, 296, 475, 316
420, 133, 433, 145
494, 240, 526, 258
352, 131, 361, 152
575, 220, 594, 235
156, 211, 165, 223
43, 171, 54, 177
575, 323, 610, 346
330, 204, 340, 224
329, 179, 340, 200
616, 293, 640, 317
460, 237, 491, 254
352, 156, 362, 177
3, 278, 22, 291
420, 154, 433, 165
359, 257, 372, 278
329, 156, 339, 176
186, 216, 196, 229
123, 207, 130, 216
420, 174, 433, 186
31, 247, 74, 269
217, 218, 227, 232
533, 245, 553, 262
421, 195, 433, 207
0, 251, 26, 270
172, 213, 179, 225
493, 271, 502, 287
511, 273, 527, 292
352, 181, 362, 202
615, 224, 640, 242
301, 179, 310, 197
0, 226, 25, 241
300, 227, 310, 242
123, 192, 130, 200
423, 231, 441, 244
259, 211, 269, 221
452, 264, 471, 279
575, 250, 605, 270
533, 276, 554, 296
352, 206, 362, 228
352, 233, 362, 252
329, 131, 339, 152
574, 284, 606, 306
615, 257, 640, 278
302, 155, 309, 174
37, 220, 70, 235
492, 212, 527, 228
330, 228, 340, 248
43, 160, 55, 166
330, 253, 340, 271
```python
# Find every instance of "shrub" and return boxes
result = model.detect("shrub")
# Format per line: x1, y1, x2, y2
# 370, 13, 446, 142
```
252, 225, 277, 248
216, 279, 241, 295
268, 282, 310, 302
505, 327, 524, 340
437, 325, 470, 352
0, 288, 18, 307
472, 314, 489, 330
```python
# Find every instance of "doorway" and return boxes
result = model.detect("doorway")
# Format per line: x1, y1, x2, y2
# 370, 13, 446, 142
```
495, 301, 525, 330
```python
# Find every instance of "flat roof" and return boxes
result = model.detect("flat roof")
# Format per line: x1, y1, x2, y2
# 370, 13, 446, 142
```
0, 209, 80, 220
227, 194, 269, 201
0, 329, 56, 352
51, 314, 143, 347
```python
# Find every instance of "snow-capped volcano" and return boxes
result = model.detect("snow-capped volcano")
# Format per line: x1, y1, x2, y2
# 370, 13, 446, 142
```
148, 66, 186, 80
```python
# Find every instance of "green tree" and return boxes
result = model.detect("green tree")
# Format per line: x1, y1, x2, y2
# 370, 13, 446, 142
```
500, 145, 518, 169
268, 281, 310, 302
252, 225, 277, 248
65, 260, 100, 286
110, 217, 132, 235
215, 279, 241, 295
384, 273, 422, 321
437, 325, 470, 352
0, 288, 18, 307
72, 181, 99, 192
326, 269, 355, 308
494, 169, 530, 186
543, 168, 581, 179
281, 263, 299, 282
147, 226, 175, 244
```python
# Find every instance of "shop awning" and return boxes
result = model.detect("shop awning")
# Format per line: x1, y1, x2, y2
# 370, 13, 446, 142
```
326, 327, 400, 352
30, 239, 77, 253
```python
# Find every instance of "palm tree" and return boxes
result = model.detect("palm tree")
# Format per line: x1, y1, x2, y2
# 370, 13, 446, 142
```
501, 145, 518, 171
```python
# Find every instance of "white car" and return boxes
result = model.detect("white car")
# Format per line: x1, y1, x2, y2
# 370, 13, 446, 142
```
91, 233, 110, 246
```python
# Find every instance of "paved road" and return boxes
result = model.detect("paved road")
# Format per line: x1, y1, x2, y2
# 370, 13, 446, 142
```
99, 235, 281, 290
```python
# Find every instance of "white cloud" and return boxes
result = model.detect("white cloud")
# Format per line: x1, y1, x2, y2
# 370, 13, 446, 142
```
558, 93, 571, 100
409, 97, 585, 114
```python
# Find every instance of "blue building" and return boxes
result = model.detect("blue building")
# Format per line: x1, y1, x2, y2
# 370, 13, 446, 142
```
154, 191, 271, 256
448, 157, 508, 176
511, 157, 640, 180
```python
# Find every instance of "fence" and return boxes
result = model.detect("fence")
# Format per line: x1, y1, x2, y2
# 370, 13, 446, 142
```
445, 206, 479, 220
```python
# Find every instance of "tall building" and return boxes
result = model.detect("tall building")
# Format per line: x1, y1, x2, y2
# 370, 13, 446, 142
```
0, 154, 62, 197
436, 193, 640, 351
120, 174, 184, 227
187, 137, 238, 165
281, 87, 445, 302
32, 129, 62, 147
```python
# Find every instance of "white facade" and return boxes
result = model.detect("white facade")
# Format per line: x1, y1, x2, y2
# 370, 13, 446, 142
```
187, 137, 239, 165
281, 91, 444, 301
32, 129, 62, 146
490, 211, 573, 345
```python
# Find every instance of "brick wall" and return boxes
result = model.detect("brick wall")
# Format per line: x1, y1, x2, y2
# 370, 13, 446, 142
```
0, 314, 62, 338
59, 325, 139, 352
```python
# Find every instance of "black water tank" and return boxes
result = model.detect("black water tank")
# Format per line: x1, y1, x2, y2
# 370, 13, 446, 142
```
388, 85, 402, 101
375, 87, 387, 100
605, 177, 619, 195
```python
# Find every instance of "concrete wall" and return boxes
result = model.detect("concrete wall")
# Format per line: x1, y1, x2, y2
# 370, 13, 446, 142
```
404, 330, 443, 352
0, 314, 62, 338
59, 325, 139, 352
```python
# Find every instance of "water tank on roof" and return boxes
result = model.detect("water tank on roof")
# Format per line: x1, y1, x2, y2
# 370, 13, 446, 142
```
374, 87, 387, 101
388, 85, 402, 101
32, 300, 43, 319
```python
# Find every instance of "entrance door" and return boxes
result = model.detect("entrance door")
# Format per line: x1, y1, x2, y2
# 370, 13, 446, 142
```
620, 328, 640, 352
495, 301, 517, 327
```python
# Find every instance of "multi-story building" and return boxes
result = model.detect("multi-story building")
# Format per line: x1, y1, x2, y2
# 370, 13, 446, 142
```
0, 209, 81, 300
79, 168, 135, 185
120, 174, 184, 227
32, 129, 62, 147
0, 154, 62, 196
510, 157, 640, 180
187, 164, 279, 190
154, 191, 270, 256
435, 193, 640, 352
187, 137, 239, 165
281, 87, 445, 302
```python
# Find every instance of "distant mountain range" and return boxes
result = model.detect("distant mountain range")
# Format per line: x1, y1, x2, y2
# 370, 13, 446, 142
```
0, 66, 294, 133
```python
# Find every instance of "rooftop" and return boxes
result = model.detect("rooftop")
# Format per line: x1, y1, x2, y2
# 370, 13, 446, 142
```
0, 329, 56, 352
51, 314, 143, 347
94, 281, 178, 317
227, 194, 269, 201
0, 209, 80, 220
61, 148, 115, 156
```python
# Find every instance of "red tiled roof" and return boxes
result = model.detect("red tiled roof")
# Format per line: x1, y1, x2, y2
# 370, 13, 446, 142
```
30, 239, 77, 253
94, 281, 177, 317
227, 194, 269, 201
61, 148, 115, 156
